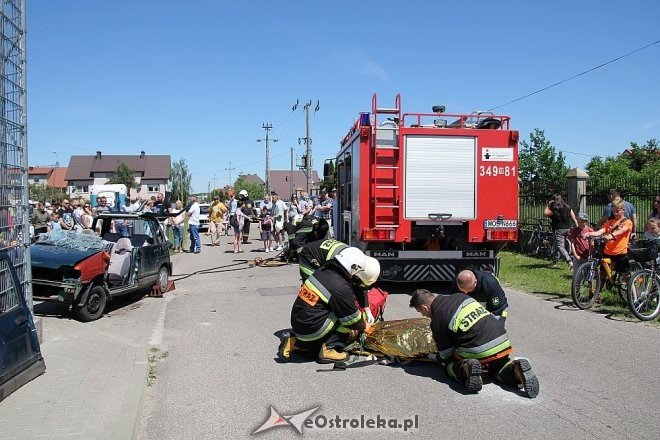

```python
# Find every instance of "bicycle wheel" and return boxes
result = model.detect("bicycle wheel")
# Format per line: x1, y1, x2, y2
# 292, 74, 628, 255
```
616, 262, 645, 301
537, 235, 551, 260
517, 228, 531, 253
572, 261, 602, 309
627, 270, 660, 321
527, 230, 540, 255
550, 237, 560, 264
629, 261, 644, 273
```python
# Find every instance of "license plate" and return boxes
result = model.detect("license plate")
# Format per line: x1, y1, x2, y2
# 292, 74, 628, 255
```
484, 219, 517, 229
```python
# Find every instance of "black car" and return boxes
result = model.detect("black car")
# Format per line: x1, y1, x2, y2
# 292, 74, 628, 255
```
30, 212, 173, 321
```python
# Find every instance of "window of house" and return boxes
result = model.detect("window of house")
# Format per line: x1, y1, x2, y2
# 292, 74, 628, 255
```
75, 185, 89, 193
147, 185, 160, 192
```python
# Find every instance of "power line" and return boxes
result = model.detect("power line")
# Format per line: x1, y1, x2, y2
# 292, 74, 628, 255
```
190, 151, 290, 176
488, 40, 660, 112
557, 149, 594, 158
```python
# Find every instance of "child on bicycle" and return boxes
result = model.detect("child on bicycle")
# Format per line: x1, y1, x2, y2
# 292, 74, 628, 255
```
583, 199, 633, 281
568, 213, 594, 268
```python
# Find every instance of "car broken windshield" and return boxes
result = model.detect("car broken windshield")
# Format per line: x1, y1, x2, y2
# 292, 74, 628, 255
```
35, 230, 108, 251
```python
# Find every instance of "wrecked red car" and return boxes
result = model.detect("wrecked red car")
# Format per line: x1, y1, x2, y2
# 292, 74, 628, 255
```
30, 212, 172, 321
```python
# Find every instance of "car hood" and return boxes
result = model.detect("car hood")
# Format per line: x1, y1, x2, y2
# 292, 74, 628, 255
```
30, 243, 101, 270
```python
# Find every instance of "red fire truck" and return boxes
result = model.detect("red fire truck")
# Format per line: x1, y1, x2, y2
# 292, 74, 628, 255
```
330, 94, 518, 282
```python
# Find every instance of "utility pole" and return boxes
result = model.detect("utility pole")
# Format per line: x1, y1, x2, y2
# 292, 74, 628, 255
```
225, 162, 236, 187
257, 124, 278, 195
295, 100, 319, 193
290, 147, 294, 198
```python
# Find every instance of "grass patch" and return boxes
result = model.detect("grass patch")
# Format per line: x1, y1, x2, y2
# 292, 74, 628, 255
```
147, 347, 170, 386
498, 251, 646, 321
147, 353, 158, 386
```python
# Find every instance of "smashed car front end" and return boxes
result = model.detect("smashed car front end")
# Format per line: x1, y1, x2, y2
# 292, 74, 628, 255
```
30, 231, 111, 305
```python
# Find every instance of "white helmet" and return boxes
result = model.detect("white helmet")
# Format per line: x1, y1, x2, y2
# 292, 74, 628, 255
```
239, 189, 248, 198
293, 214, 304, 226
334, 247, 380, 286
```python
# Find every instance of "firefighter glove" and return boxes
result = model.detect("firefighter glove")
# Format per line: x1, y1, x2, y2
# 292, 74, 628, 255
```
364, 308, 376, 324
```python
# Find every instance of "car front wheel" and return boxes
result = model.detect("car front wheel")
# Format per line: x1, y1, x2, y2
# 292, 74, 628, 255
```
157, 265, 169, 293
75, 284, 107, 322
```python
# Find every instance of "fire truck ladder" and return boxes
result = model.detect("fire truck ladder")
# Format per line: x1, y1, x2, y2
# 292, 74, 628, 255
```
371, 93, 401, 230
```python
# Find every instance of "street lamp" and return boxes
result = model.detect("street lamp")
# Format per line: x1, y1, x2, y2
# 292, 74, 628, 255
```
52, 151, 59, 168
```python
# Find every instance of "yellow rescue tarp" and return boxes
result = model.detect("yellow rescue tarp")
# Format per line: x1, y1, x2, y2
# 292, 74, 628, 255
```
364, 318, 437, 358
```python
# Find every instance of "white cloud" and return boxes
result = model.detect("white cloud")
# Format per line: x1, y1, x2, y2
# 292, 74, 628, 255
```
334, 49, 390, 82
640, 119, 660, 131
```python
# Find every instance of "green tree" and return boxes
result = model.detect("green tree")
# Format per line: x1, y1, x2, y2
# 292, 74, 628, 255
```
170, 159, 192, 202
320, 160, 336, 192
519, 129, 569, 200
107, 162, 137, 190
586, 138, 660, 195
234, 176, 265, 200
622, 139, 659, 172
210, 189, 228, 202
28, 184, 66, 203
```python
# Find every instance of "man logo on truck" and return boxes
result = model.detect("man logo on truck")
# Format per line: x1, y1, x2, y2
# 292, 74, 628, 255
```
372, 251, 397, 258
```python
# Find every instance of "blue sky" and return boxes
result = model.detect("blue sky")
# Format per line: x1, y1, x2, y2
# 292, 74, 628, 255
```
27, 1, 660, 192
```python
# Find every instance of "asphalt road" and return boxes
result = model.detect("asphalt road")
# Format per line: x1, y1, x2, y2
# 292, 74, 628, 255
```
141, 230, 660, 440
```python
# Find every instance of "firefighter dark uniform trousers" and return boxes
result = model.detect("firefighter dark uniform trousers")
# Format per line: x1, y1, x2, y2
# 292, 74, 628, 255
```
290, 261, 366, 353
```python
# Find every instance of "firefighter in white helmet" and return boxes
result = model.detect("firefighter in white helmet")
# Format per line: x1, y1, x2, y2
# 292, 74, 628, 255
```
278, 247, 380, 363
238, 189, 255, 244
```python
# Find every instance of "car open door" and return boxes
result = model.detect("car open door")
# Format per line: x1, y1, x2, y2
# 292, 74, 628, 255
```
0, 251, 46, 402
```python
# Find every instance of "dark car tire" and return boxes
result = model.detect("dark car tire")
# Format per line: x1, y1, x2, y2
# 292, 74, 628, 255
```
75, 285, 107, 322
157, 265, 169, 293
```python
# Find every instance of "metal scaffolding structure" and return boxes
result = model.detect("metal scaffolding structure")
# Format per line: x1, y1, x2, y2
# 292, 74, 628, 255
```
0, 0, 31, 308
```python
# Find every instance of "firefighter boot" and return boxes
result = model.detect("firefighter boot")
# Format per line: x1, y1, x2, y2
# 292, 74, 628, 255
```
277, 332, 299, 362
463, 359, 483, 393
512, 358, 539, 399
450, 359, 483, 393
318, 343, 349, 364
496, 357, 539, 398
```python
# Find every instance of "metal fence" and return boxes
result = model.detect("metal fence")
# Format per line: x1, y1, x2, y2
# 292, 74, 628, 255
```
584, 176, 659, 230
519, 175, 659, 235
0, 1, 30, 308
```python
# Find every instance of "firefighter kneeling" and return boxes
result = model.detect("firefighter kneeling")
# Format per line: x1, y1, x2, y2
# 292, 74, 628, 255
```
278, 247, 379, 363
410, 288, 539, 398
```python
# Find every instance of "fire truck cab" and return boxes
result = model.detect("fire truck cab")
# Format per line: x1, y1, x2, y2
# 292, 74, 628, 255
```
331, 94, 518, 282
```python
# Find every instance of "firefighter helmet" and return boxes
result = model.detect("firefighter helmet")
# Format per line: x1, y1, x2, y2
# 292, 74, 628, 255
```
334, 247, 380, 286
293, 214, 304, 226
239, 189, 248, 199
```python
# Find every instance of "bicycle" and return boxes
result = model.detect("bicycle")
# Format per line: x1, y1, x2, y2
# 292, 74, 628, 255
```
571, 237, 644, 309
626, 241, 660, 321
525, 219, 558, 263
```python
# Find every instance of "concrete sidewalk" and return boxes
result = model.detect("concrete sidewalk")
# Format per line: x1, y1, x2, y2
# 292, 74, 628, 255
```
0, 290, 168, 440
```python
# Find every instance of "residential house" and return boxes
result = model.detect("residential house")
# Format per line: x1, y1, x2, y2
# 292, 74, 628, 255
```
239, 173, 265, 188
65, 151, 171, 200
269, 170, 320, 199
27, 167, 68, 191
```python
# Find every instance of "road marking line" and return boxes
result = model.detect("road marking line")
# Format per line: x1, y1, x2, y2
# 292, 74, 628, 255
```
149, 294, 174, 346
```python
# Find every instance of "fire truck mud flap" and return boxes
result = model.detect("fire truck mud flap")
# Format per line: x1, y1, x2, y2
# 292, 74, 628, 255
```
377, 258, 499, 282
